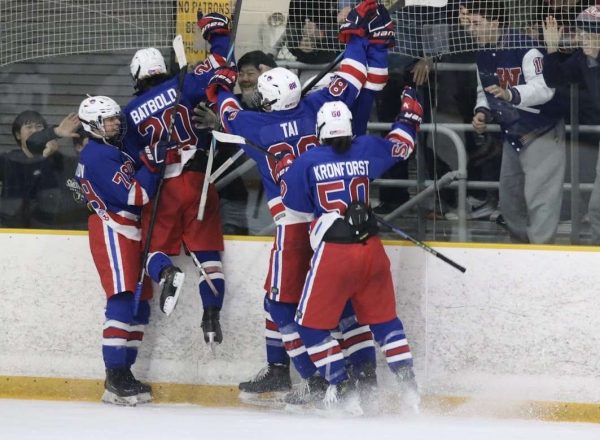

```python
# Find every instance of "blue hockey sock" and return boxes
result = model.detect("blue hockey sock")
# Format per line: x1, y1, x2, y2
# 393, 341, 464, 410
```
146, 251, 173, 283
370, 318, 413, 372
264, 297, 289, 365
266, 298, 316, 379
103, 293, 147, 369
297, 325, 348, 385
193, 251, 225, 310
126, 300, 150, 366
339, 302, 376, 374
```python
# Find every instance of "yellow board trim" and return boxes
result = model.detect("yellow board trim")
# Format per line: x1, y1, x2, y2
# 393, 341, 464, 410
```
3, 227, 600, 252
1, 376, 599, 423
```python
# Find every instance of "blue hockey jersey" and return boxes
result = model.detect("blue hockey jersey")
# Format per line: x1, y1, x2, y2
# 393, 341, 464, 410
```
281, 121, 416, 221
475, 29, 563, 150
122, 35, 230, 178
215, 36, 373, 221
75, 139, 160, 241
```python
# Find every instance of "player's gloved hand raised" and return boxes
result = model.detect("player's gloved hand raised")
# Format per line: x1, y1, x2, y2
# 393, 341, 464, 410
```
368, 4, 396, 47
197, 11, 230, 41
140, 140, 177, 173
396, 87, 423, 129
205, 67, 238, 104
339, 0, 378, 43
274, 153, 296, 184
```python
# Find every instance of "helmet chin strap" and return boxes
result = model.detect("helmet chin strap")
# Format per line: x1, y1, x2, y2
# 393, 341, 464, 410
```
259, 98, 278, 112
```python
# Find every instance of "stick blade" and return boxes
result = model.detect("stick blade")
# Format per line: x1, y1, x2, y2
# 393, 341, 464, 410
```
172, 34, 187, 69
211, 130, 247, 145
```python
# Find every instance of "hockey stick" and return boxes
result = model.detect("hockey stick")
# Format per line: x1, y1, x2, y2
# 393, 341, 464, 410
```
182, 243, 220, 297
373, 214, 466, 273
300, 52, 344, 97
197, 0, 244, 220
133, 35, 188, 315
211, 130, 278, 160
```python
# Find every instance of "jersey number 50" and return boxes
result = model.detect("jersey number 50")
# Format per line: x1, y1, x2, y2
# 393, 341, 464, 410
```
316, 177, 369, 214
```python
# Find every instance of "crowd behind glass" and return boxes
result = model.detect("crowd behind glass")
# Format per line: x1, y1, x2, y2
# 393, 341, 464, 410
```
1, 0, 599, 246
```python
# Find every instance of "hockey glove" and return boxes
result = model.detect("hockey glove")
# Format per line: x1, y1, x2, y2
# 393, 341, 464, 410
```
396, 87, 423, 129
140, 140, 177, 173
339, 0, 378, 43
367, 4, 396, 48
197, 11, 230, 42
274, 153, 296, 184
205, 67, 238, 104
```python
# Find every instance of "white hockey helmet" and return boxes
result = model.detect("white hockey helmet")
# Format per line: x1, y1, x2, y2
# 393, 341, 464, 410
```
130, 47, 167, 81
302, 72, 337, 95
256, 67, 301, 111
78, 95, 123, 140
316, 101, 353, 143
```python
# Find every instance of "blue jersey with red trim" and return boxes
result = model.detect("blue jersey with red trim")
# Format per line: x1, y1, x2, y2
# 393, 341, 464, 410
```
215, 36, 372, 218
281, 121, 416, 220
75, 139, 160, 241
122, 35, 229, 178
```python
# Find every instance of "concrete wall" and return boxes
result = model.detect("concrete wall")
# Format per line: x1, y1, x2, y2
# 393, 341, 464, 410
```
1, 230, 599, 404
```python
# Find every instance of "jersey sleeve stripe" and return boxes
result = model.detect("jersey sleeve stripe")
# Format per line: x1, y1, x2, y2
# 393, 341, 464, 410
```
337, 58, 367, 89
386, 127, 415, 145
208, 53, 226, 69
365, 67, 389, 91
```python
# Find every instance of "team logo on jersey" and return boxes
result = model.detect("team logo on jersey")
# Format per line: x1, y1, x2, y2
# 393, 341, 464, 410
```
227, 110, 239, 121
391, 141, 411, 159
495, 67, 522, 88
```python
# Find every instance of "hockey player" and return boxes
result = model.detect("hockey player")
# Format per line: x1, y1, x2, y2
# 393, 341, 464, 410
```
75, 95, 168, 405
278, 91, 423, 414
121, 12, 232, 345
460, 1, 566, 244
206, 0, 394, 403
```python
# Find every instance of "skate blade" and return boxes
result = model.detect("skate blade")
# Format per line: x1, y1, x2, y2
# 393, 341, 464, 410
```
162, 272, 185, 316
239, 391, 287, 409
136, 392, 153, 404
206, 332, 220, 355
101, 390, 138, 407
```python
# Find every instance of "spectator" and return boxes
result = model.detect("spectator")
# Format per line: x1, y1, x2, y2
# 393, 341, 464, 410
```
542, 7, 600, 243
461, 0, 566, 244
286, 0, 342, 65
0, 111, 64, 227
193, 50, 279, 235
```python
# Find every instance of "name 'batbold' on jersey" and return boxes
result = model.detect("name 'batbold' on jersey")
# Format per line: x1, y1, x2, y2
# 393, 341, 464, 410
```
130, 88, 177, 124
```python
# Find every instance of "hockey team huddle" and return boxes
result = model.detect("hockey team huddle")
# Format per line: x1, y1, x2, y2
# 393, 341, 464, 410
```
75, 0, 423, 415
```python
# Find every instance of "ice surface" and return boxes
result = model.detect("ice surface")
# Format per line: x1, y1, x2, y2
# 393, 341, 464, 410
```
1, 399, 600, 440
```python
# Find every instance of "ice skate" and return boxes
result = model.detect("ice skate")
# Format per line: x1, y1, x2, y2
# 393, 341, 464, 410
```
123, 368, 152, 404
201, 307, 222, 353
159, 266, 185, 316
102, 368, 139, 406
395, 365, 420, 414
352, 362, 379, 413
318, 379, 363, 417
238, 363, 291, 407
283, 374, 330, 414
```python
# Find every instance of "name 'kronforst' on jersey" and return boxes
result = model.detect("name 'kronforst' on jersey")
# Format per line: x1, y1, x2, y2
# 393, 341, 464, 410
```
280, 120, 416, 221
